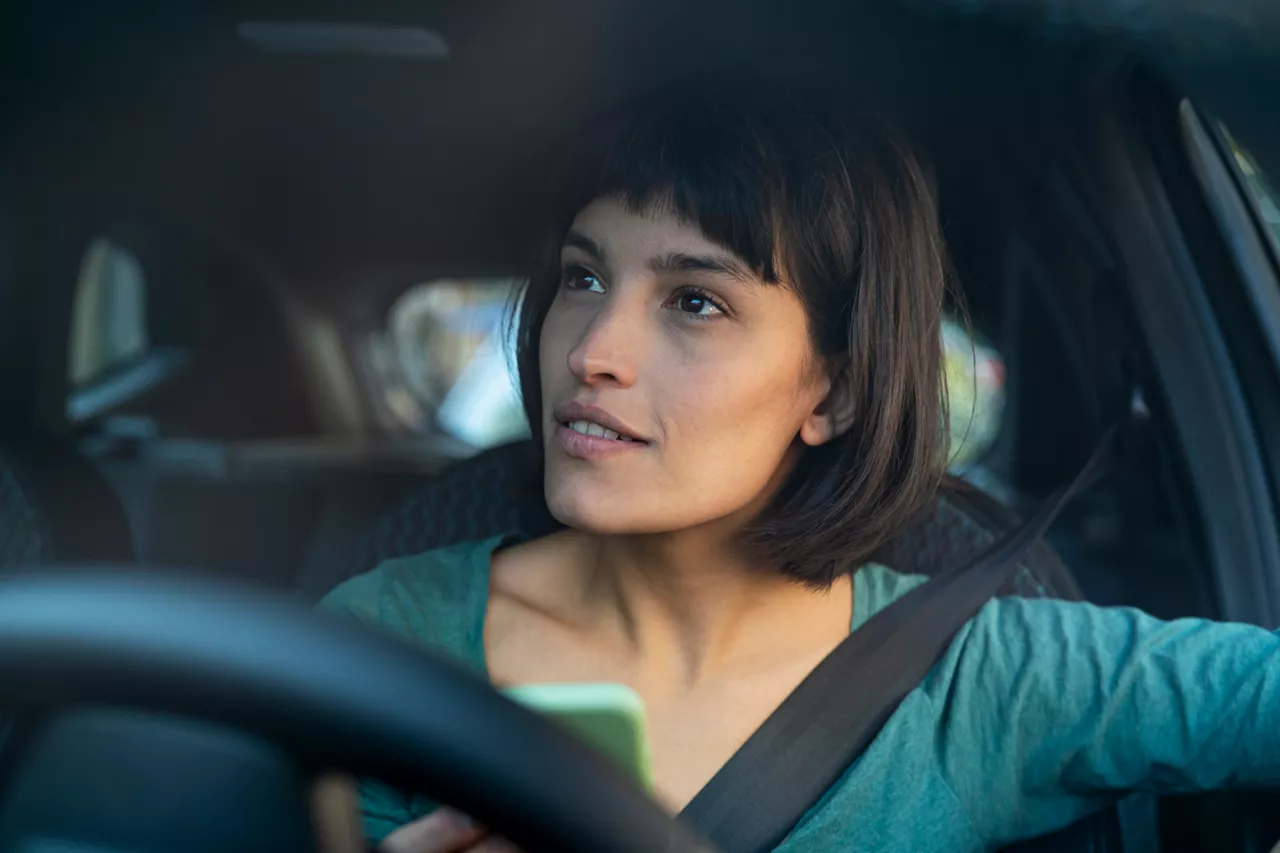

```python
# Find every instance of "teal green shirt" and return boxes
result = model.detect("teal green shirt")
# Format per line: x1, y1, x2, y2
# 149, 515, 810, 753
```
320, 537, 1280, 851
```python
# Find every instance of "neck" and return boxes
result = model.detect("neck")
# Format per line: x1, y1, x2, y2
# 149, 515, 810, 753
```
567, 523, 852, 689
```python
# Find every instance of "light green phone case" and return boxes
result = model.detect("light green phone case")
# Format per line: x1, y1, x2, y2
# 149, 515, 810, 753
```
504, 682, 655, 793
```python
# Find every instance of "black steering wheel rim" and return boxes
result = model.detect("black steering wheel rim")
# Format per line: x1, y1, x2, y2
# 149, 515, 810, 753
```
0, 569, 713, 853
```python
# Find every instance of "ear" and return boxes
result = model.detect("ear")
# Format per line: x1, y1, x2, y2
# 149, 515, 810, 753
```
799, 362, 857, 447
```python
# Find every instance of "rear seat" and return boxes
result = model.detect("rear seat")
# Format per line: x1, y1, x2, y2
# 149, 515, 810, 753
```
86, 429, 472, 596
0, 433, 135, 568
62, 221, 472, 594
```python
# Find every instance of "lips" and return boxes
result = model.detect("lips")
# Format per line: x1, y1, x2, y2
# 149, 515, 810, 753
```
562, 419, 642, 442
551, 402, 647, 443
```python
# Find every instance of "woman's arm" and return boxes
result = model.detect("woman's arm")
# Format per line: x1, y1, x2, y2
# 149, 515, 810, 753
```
379, 810, 517, 853
310, 774, 513, 853
928, 597, 1280, 846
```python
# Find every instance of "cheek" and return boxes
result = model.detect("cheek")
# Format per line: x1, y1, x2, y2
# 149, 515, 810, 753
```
660, 351, 813, 483
546, 343, 816, 534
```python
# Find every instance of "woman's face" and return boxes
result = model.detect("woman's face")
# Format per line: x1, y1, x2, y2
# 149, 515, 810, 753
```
539, 195, 838, 535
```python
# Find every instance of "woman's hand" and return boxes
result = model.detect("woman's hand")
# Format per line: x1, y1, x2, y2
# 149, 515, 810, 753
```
378, 809, 521, 853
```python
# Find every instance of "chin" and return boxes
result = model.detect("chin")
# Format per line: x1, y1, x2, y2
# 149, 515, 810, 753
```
544, 481, 657, 535
546, 491, 628, 534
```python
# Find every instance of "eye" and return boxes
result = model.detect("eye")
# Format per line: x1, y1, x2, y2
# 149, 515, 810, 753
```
668, 287, 727, 318
562, 264, 606, 294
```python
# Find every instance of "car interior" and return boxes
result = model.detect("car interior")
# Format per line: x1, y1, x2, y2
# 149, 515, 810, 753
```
2, 1, 1280, 851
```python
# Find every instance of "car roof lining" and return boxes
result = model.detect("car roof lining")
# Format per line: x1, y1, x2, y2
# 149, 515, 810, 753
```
3, 1, 1277, 293
0, 4, 1104, 278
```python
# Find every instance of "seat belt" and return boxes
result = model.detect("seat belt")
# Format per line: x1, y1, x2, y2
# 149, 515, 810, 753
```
679, 427, 1117, 853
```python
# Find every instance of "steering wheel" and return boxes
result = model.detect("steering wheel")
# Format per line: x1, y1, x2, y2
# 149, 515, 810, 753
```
0, 570, 715, 853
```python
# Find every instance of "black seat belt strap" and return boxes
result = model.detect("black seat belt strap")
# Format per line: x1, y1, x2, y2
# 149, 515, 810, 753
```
679, 427, 1117, 853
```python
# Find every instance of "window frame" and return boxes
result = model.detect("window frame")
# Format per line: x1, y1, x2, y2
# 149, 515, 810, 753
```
362, 276, 530, 449
1184, 105, 1280, 397
1211, 121, 1280, 283
1164, 96, 1280, 627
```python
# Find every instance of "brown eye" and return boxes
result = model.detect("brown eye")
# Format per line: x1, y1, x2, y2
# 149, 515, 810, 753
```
562, 264, 605, 293
670, 287, 726, 318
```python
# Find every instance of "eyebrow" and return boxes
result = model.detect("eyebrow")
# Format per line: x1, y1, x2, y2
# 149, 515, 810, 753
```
563, 231, 607, 264
650, 252, 756, 285
562, 229, 757, 286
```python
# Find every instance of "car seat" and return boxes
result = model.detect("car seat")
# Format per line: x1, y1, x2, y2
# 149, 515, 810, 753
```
340, 439, 1134, 852
345, 440, 1083, 601
0, 436, 135, 569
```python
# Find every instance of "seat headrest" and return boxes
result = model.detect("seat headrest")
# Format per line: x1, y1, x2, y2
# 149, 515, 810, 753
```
346, 441, 1081, 601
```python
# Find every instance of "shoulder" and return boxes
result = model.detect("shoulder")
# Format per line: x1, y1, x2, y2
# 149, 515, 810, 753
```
847, 563, 1150, 663
850, 562, 930, 629
317, 537, 503, 633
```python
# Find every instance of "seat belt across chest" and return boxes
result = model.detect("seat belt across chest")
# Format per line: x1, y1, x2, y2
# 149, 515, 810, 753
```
678, 427, 1117, 853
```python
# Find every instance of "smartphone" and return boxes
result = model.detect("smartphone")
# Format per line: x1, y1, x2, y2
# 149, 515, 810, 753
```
504, 682, 654, 793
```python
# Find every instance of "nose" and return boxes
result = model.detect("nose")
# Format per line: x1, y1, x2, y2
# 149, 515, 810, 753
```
567, 294, 642, 388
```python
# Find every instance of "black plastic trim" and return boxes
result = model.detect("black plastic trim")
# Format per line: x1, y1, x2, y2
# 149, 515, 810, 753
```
1073, 67, 1280, 626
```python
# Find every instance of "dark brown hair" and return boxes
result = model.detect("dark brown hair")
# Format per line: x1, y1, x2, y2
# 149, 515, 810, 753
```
514, 81, 950, 586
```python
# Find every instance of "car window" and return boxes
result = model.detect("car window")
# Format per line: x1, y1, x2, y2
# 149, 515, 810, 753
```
368, 278, 529, 449
1220, 125, 1280, 254
370, 282, 1006, 469
943, 315, 1005, 474
68, 238, 148, 387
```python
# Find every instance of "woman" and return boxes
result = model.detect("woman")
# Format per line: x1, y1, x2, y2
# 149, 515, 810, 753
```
322, 84, 1280, 852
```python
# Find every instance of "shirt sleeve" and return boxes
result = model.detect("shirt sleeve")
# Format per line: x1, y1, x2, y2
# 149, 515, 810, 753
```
927, 597, 1280, 846
315, 567, 432, 846
316, 568, 385, 624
